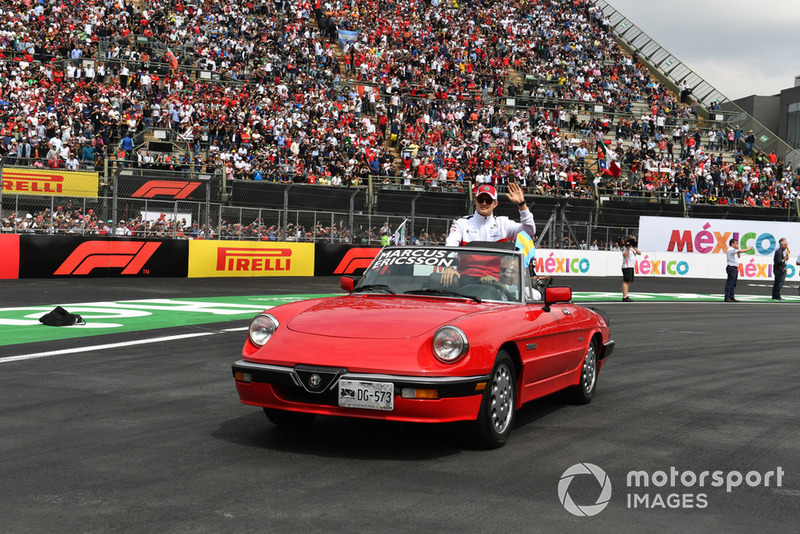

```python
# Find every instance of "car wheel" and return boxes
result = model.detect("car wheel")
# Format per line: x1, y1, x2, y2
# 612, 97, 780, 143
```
263, 408, 316, 427
565, 340, 598, 405
470, 350, 516, 449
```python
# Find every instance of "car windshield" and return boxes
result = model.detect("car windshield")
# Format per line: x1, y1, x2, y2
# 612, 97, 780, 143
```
355, 246, 525, 303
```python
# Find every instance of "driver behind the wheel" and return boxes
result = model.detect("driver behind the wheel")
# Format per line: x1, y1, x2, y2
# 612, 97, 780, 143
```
480, 256, 520, 300
481, 256, 546, 302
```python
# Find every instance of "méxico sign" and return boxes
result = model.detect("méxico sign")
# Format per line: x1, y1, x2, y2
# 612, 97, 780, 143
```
639, 216, 800, 257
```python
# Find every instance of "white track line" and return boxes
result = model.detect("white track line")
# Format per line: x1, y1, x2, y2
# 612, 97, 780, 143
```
0, 332, 217, 364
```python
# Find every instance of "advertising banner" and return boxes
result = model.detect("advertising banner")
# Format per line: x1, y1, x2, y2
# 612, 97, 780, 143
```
1, 168, 99, 198
537, 248, 790, 281
639, 216, 800, 258
532, 250, 611, 277
531, 250, 707, 279
0, 234, 20, 279
188, 241, 314, 278
19, 236, 188, 277
312, 246, 726, 280
314, 244, 382, 276
627, 251, 722, 279
116, 174, 218, 202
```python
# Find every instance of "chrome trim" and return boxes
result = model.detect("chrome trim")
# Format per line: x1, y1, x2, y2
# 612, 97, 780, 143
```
341, 372, 491, 385
432, 325, 469, 363
293, 365, 347, 394
235, 360, 491, 386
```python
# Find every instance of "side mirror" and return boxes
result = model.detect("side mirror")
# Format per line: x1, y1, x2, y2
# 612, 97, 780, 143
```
543, 286, 571, 312
340, 275, 358, 292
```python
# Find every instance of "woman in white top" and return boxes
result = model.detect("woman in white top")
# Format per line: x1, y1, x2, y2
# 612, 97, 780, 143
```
621, 235, 641, 302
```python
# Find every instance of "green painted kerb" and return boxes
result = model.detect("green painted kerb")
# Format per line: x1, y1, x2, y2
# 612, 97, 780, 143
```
0, 295, 335, 347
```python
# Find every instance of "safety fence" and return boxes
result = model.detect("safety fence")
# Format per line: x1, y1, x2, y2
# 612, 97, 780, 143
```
3, 232, 794, 284
1, 189, 637, 251
4, 165, 798, 253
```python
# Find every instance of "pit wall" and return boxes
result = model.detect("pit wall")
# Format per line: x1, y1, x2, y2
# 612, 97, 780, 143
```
1, 234, 792, 282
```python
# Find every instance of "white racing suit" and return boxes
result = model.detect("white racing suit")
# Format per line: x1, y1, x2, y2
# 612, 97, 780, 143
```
445, 209, 536, 278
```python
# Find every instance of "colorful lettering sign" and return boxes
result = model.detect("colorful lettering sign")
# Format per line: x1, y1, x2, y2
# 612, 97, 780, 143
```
639, 216, 800, 257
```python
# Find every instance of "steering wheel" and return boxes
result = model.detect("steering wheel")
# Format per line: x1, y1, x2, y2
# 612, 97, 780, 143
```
459, 282, 509, 301
488, 279, 513, 300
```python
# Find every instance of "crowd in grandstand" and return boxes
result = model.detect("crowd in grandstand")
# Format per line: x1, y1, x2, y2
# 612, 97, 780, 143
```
0, 0, 796, 226
595, 119, 800, 208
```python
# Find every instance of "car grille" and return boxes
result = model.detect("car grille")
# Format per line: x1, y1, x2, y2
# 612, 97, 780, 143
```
273, 384, 340, 406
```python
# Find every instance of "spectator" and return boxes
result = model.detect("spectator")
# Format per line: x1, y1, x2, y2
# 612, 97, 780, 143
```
724, 238, 753, 302
621, 235, 641, 302
772, 238, 789, 301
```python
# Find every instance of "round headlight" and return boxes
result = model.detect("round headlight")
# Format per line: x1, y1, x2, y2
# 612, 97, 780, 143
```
432, 326, 469, 363
249, 314, 279, 347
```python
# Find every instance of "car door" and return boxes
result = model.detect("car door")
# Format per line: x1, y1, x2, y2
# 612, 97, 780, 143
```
519, 301, 577, 387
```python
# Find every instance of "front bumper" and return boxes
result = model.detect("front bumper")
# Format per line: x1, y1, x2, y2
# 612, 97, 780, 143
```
232, 360, 489, 423
602, 339, 615, 359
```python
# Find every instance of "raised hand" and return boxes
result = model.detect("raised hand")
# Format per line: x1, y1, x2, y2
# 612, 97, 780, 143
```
505, 182, 525, 205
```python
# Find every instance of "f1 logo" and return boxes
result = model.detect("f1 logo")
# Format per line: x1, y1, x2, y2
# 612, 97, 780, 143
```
333, 248, 381, 274
54, 242, 162, 275
131, 180, 201, 199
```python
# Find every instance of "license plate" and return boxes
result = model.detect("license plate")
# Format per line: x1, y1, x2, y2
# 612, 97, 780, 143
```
338, 379, 394, 411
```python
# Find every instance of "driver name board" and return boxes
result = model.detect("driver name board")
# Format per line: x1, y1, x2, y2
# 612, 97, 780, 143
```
371, 249, 456, 269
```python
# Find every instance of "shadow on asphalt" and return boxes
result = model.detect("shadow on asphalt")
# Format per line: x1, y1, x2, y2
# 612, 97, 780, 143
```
211, 392, 569, 458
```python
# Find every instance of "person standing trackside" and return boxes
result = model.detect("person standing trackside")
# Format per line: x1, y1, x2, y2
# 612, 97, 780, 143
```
724, 239, 753, 302
772, 238, 789, 300
621, 235, 640, 302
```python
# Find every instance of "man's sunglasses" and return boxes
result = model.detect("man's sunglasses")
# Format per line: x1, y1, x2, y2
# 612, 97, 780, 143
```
475, 196, 495, 204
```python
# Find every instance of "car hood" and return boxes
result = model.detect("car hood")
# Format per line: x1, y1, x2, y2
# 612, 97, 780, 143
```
286, 295, 489, 339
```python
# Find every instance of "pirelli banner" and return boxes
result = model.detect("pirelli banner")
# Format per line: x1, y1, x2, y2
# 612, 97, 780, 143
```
19, 236, 188, 278
2, 168, 99, 197
116, 173, 219, 202
188, 241, 314, 278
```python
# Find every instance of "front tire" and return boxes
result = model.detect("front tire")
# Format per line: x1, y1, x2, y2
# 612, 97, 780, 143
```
565, 340, 598, 405
470, 351, 516, 449
264, 408, 316, 427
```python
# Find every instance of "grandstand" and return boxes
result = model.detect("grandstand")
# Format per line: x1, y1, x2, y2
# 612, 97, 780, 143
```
2, 0, 800, 248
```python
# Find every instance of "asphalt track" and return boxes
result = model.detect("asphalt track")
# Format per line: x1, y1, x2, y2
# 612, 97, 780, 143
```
0, 276, 798, 533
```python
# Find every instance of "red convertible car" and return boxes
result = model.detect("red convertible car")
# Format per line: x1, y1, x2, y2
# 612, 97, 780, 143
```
232, 244, 613, 448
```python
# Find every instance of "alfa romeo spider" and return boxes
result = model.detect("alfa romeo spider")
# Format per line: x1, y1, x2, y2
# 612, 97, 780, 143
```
232, 244, 613, 448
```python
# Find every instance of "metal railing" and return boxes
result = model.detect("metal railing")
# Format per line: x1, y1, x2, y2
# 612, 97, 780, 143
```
595, 0, 800, 167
